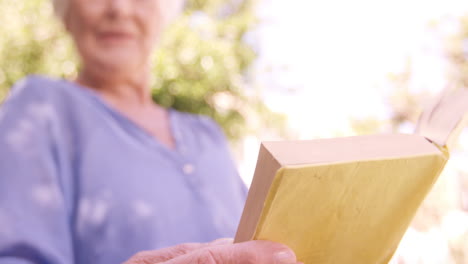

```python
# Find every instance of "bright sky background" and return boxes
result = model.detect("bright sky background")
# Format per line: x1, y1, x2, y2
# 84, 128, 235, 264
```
254, 0, 467, 135
237, 0, 468, 184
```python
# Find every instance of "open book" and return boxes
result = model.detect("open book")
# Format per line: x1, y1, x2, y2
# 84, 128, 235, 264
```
234, 89, 468, 264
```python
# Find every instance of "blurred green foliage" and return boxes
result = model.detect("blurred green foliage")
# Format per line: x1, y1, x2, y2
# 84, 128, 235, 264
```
0, 0, 279, 140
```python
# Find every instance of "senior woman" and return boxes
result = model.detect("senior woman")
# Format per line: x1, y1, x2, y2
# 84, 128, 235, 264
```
0, 0, 301, 263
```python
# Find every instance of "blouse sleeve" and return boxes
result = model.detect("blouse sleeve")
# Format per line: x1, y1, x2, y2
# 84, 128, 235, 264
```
0, 78, 74, 264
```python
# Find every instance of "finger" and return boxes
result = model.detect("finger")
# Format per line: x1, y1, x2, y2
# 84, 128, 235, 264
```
124, 238, 234, 264
162, 240, 300, 264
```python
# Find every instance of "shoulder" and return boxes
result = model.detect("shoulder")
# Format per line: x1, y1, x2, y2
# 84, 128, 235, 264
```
0, 75, 100, 163
1, 74, 98, 117
8, 74, 63, 94
1, 75, 56, 116
0, 75, 80, 138
0, 76, 63, 154
2, 75, 73, 108
1, 75, 68, 123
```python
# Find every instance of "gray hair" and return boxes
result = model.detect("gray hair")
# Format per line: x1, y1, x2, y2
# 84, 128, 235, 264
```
52, 0, 69, 20
51, 0, 185, 23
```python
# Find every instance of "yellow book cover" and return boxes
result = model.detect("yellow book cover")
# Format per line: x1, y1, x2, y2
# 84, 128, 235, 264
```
234, 89, 468, 264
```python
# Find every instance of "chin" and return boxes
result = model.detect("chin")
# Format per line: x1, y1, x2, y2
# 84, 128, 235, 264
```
96, 54, 143, 73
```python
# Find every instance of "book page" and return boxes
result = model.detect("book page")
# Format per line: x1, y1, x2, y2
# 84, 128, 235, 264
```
415, 88, 468, 150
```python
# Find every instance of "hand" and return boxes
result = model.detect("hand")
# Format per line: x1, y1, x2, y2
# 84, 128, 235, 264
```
124, 238, 303, 264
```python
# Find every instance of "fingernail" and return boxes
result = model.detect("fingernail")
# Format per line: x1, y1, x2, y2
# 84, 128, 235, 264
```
274, 250, 297, 264
211, 238, 234, 245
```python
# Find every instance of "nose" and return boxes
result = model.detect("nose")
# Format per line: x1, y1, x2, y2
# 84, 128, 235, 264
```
107, 0, 133, 19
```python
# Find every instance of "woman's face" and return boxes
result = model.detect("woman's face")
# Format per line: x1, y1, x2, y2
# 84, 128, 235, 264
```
65, 0, 168, 77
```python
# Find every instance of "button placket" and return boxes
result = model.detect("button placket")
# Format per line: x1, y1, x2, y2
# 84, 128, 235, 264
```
181, 160, 202, 189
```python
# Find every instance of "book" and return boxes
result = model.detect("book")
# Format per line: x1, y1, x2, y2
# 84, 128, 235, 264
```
234, 88, 468, 264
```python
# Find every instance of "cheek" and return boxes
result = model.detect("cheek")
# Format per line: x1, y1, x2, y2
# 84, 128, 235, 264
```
72, 23, 98, 60
67, 9, 98, 51
143, 25, 161, 52
136, 4, 166, 48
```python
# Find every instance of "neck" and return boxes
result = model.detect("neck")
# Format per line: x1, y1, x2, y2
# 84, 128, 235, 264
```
77, 65, 154, 107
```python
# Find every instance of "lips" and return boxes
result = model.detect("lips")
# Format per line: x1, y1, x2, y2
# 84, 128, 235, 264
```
97, 31, 134, 44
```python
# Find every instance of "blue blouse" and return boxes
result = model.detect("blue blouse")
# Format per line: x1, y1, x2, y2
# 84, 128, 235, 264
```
0, 76, 247, 264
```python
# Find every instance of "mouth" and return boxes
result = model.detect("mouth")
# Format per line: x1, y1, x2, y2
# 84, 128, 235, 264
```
97, 31, 135, 45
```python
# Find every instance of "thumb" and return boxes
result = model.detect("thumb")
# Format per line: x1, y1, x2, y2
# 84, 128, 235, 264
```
162, 240, 301, 264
